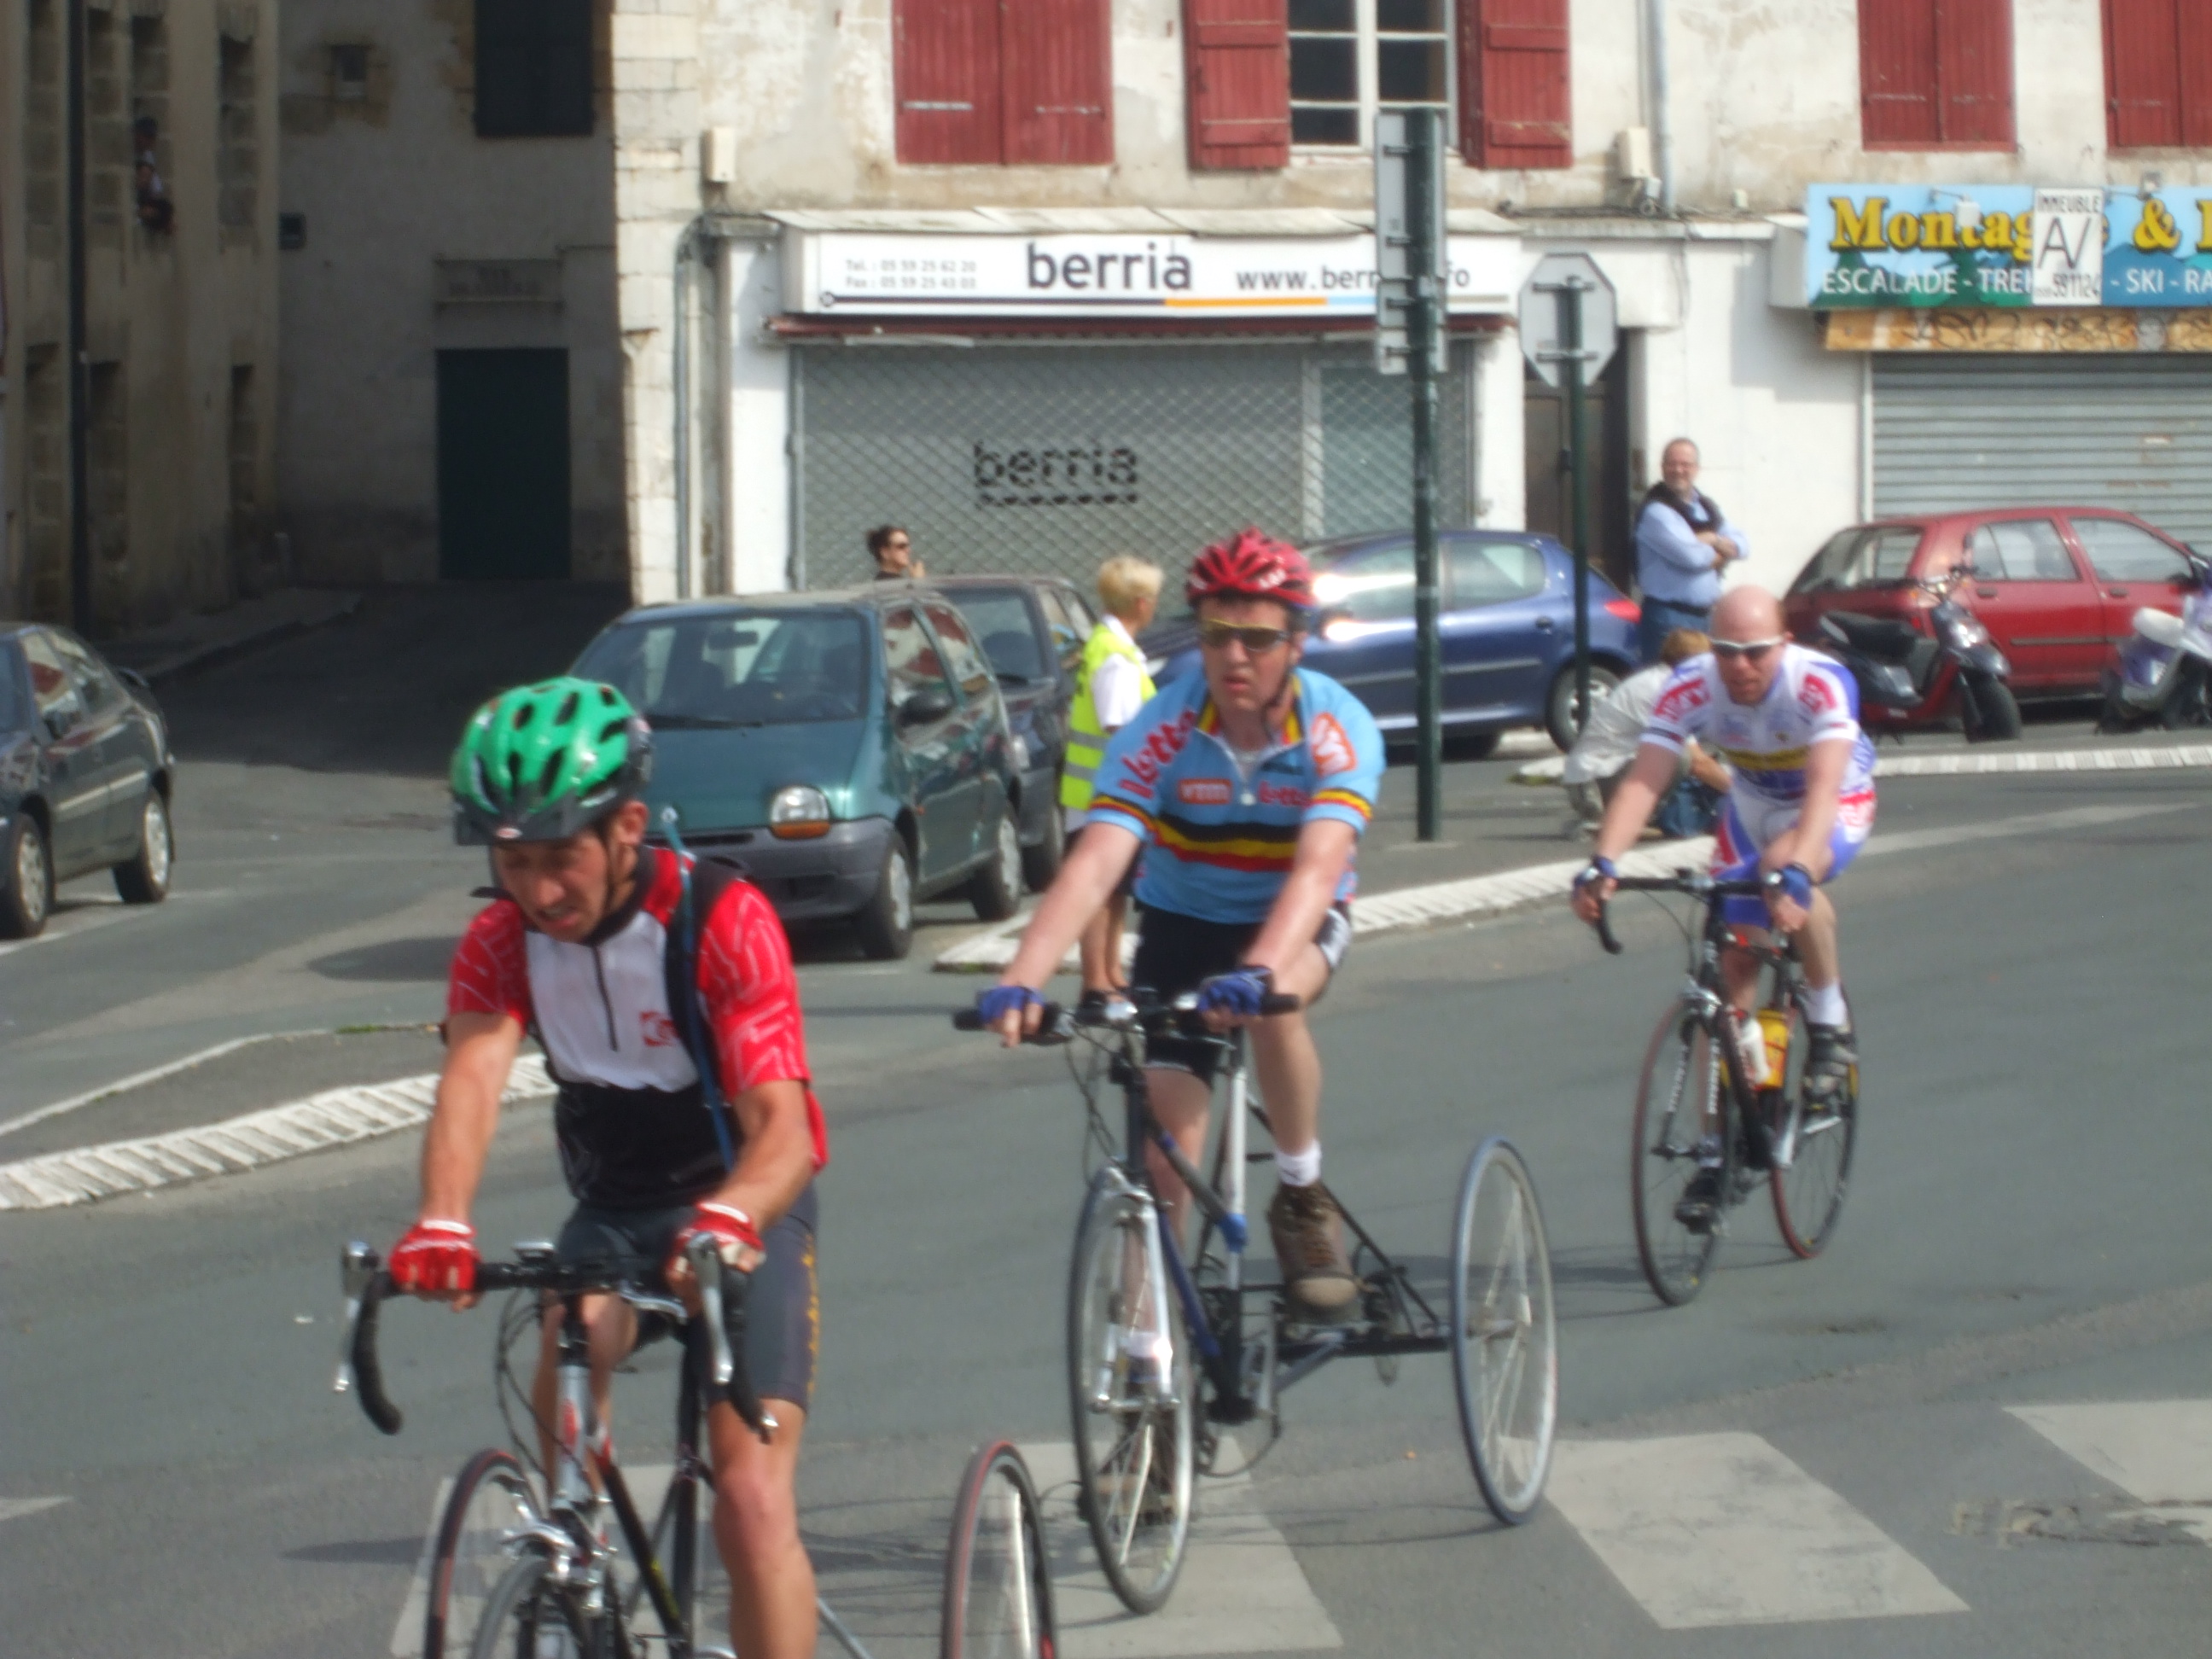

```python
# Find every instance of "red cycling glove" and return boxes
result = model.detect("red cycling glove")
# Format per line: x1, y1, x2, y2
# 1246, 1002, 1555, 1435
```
672, 1202, 764, 1276
390, 1218, 480, 1294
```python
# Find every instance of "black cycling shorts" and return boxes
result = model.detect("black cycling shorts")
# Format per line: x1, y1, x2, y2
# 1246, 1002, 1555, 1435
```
555, 1182, 819, 1412
1128, 903, 1352, 1084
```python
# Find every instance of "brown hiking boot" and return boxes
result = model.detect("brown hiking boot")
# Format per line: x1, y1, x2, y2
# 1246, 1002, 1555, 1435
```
1267, 1183, 1359, 1319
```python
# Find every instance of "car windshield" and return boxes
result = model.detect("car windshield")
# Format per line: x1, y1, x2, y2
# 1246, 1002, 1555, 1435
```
575, 611, 870, 727
947, 590, 1048, 681
1790, 526, 1924, 594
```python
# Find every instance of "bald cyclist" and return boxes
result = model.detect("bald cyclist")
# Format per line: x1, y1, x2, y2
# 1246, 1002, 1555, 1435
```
1571, 586, 1876, 1215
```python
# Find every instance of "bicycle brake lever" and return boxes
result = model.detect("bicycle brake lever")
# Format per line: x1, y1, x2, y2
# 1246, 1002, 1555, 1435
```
687, 1234, 735, 1389
335, 1239, 378, 1396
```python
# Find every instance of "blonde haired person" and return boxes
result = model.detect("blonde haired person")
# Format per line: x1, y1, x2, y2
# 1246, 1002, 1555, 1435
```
1062, 556, 1163, 1005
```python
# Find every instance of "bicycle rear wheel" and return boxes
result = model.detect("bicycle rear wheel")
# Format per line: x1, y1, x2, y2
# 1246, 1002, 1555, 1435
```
1067, 1170, 1193, 1614
1630, 1003, 1727, 1306
941, 1441, 1057, 1659
1769, 1004, 1859, 1257
425, 1448, 540, 1659
1450, 1138, 1557, 1525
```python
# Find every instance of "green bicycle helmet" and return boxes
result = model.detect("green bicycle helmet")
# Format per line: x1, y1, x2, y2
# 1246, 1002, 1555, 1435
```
451, 678, 655, 845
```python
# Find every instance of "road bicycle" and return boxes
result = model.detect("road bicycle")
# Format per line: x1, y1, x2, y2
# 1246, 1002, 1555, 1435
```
335, 1237, 876, 1659
957, 991, 1557, 1614
940, 1441, 1057, 1659
1592, 871, 1860, 1306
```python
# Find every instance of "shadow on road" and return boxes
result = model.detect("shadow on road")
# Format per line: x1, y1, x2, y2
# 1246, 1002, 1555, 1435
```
309, 935, 462, 982
163, 583, 631, 777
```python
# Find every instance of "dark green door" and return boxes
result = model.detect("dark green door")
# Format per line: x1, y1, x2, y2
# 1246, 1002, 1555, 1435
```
437, 349, 572, 579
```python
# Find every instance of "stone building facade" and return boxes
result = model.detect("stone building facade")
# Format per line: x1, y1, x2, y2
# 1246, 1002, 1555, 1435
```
1, 0, 282, 632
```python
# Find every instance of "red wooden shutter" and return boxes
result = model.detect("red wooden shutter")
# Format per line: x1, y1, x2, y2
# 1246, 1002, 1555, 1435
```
1184, 0, 1289, 171
895, 0, 1002, 164
2104, 0, 2212, 148
1004, 0, 1114, 164
1458, 0, 1572, 170
1859, 0, 1939, 146
1935, 0, 2012, 146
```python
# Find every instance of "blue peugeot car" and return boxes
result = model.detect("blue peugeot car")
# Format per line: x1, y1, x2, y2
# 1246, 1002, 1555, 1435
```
1142, 530, 1642, 753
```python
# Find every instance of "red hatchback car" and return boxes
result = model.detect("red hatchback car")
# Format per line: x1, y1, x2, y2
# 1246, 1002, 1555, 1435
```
1784, 508, 2201, 725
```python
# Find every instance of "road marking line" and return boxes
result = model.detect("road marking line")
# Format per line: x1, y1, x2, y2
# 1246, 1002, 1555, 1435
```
0, 1056, 552, 1211
1548, 1435, 1966, 1629
0, 1496, 71, 1524
0, 1023, 439, 1142
1516, 740, 2212, 784
0, 905, 136, 959
2008, 1400, 2212, 1506
1024, 1439, 1342, 1656
1858, 800, 2187, 859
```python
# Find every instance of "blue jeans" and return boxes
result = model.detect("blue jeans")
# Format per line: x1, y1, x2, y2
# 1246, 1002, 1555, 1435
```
1639, 597, 1711, 666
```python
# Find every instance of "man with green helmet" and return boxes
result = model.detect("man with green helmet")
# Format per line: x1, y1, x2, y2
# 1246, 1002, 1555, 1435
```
392, 676, 829, 1659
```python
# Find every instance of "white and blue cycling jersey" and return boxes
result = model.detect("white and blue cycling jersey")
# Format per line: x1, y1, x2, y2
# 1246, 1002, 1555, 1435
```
1086, 670, 1386, 925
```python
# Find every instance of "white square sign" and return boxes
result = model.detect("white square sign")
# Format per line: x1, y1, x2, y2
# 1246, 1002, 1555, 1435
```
2031, 189, 2104, 306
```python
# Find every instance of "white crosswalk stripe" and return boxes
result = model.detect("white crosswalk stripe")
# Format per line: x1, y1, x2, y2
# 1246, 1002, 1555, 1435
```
1022, 1441, 1342, 1657
2007, 1400, 2212, 1506
1547, 1434, 1967, 1630
0, 1495, 70, 1525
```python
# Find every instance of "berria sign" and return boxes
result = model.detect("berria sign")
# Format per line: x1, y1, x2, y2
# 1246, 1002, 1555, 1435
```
972, 442, 1139, 509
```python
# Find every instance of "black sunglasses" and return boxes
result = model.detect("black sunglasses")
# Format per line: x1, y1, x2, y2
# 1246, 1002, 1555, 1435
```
1197, 619, 1294, 653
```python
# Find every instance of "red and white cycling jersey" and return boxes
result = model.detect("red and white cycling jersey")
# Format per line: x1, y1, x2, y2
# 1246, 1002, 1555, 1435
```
1642, 643, 1877, 806
448, 848, 828, 1207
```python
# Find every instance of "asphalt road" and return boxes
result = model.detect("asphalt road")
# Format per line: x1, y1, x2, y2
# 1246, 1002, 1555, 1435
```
5, 739, 2210, 1655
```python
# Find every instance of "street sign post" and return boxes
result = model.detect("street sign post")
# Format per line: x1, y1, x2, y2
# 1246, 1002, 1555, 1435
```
1375, 109, 1448, 839
1518, 253, 1619, 741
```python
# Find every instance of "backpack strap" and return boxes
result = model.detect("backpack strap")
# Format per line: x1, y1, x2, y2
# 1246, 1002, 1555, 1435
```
657, 823, 752, 1172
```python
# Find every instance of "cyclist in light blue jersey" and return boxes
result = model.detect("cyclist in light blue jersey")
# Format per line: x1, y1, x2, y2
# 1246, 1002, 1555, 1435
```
981, 530, 1385, 1318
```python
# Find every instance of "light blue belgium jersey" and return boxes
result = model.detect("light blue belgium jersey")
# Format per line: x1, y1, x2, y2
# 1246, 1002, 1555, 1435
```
1086, 670, 1386, 925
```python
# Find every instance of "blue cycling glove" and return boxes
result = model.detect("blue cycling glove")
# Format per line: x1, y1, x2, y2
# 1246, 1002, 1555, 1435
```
1197, 966, 1272, 1019
1765, 863, 1814, 907
1574, 855, 1618, 891
977, 984, 1045, 1024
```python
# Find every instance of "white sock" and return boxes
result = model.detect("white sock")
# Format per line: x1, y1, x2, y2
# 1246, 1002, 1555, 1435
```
1275, 1142, 1322, 1187
1802, 981, 1848, 1027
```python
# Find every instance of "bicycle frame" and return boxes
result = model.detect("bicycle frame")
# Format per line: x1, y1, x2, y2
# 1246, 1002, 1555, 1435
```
1090, 1013, 1449, 1429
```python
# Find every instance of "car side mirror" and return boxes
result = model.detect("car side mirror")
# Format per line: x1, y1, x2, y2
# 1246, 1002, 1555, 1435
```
44, 707, 79, 741
898, 686, 957, 726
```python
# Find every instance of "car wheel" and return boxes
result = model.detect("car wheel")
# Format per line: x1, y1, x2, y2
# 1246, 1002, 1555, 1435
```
968, 810, 1023, 923
114, 789, 174, 905
0, 812, 53, 940
1545, 664, 1622, 753
1021, 794, 1065, 892
853, 835, 915, 961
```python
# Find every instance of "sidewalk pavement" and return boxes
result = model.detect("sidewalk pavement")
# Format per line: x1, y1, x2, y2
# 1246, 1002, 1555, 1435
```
99, 586, 362, 685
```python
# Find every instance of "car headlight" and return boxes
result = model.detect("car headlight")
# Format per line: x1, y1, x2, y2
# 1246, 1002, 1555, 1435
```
768, 784, 832, 841
1007, 733, 1030, 772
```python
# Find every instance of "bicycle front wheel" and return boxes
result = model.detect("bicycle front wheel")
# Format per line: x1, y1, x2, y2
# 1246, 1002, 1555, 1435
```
425, 1447, 540, 1659
941, 1441, 1057, 1659
1451, 1137, 1557, 1526
1769, 1004, 1859, 1257
1630, 1002, 1726, 1306
469, 1554, 588, 1659
1067, 1170, 1194, 1614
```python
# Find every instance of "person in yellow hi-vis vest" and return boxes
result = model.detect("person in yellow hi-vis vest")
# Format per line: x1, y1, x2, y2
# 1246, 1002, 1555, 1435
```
1061, 556, 1161, 1007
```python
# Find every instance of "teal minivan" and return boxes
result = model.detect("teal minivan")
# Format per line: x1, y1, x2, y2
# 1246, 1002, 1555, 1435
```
571, 586, 1026, 958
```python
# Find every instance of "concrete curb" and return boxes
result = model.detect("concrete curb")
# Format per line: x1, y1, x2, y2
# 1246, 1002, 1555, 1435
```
934, 838, 1716, 974
0, 1056, 551, 1212
112, 589, 364, 687
1515, 740, 2212, 785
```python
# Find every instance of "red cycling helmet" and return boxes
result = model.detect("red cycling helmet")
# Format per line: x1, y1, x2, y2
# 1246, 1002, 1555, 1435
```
1185, 527, 1317, 614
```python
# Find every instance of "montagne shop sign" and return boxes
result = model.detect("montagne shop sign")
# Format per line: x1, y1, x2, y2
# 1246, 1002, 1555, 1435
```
1807, 184, 2212, 308
786, 231, 1516, 319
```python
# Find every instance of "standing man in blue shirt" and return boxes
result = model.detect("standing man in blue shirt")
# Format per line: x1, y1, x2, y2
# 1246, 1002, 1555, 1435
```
1635, 438, 1747, 663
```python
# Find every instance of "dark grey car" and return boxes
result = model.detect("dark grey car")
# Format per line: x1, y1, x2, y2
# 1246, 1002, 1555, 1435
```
0, 625, 178, 937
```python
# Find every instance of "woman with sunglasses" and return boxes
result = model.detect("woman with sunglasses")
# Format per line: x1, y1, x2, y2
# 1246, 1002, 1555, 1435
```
978, 527, 1386, 1322
1570, 585, 1877, 1219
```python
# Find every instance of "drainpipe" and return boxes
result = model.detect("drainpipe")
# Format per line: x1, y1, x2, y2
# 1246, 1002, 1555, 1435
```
672, 221, 699, 601
1647, 0, 1675, 216
66, 0, 91, 631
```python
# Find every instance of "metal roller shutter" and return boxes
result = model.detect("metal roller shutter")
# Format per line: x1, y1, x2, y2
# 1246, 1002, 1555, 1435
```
1872, 355, 2212, 550
793, 341, 1471, 587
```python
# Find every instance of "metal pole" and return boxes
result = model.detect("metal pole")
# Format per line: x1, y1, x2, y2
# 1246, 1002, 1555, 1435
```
1559, 280, 1592, 735
67, 0, 91, 633
1407, 110, 1443, 842
1647, 0, 1674, 216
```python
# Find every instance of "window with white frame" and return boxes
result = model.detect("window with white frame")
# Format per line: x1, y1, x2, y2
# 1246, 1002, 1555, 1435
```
1288, 0, 1452, 149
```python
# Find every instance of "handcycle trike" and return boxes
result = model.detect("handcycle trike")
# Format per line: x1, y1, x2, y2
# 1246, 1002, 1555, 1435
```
957, 988, 1557, 1612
